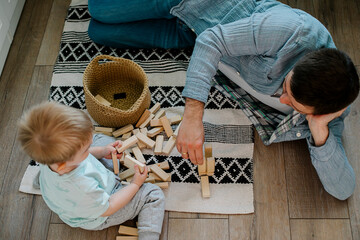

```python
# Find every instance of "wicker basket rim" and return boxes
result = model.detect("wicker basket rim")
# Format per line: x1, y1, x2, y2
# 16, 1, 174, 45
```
83, 55, 149, 113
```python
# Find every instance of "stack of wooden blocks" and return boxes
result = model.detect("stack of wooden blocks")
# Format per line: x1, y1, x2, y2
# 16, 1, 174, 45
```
198, 143, 214, 198
93, 102, 183, 189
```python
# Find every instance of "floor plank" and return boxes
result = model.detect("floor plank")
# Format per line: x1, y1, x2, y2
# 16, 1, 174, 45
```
160, 211, 169, 240
50, 212, 64, 224
106, 226, 119, 240
199, 213, 229, 219
343, 67, 360, 240
168, 212, 198, 219
0, 66, 54, 240
168, 219, 229, 240
290, 219, 353, 240
47, 224, 107, 240
229, 214, 255, 240
0, 0, 53, 193
283, 140, 349, 219
253, 133, 291, 240
28, 196, 52, 240
36, 0, 70, 66
312, 0, 359, 66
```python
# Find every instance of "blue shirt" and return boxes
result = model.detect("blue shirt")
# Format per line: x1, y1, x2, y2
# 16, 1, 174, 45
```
171, 0, 355, 200
39, 154, 116, 229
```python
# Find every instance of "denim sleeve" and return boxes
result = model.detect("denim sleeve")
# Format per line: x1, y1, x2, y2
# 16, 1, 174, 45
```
306, 109, 355, 200
183, 10, 302, 102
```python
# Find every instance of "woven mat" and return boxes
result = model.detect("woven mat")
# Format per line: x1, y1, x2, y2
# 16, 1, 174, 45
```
19, 0, 254, 214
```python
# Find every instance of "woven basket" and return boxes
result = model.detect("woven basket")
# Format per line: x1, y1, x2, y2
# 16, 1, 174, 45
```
83, 55, 151, 127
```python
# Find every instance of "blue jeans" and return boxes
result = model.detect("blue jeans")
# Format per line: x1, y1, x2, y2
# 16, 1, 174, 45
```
88, 0, 196, 48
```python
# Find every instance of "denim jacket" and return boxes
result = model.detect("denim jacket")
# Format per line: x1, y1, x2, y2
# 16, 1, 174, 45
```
171, 0, 355, 199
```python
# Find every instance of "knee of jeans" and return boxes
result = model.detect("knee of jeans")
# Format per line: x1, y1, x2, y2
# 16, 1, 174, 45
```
88, 20, 106, 45
88, 0, 108, 21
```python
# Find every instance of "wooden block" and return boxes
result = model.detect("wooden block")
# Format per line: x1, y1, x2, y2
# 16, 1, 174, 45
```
150, 119, 162, 127
153, 109, 165, 120
132, 128, 140, 135
118, 225, 138, 236
120, 181, 130, 185
112, 152, 119, 175
132, 129, 146, 149
162, 136, 176, 155
150, 172, 171, 182
95, 94, 111, 106
169, 115, 182, 125
201, 176, 210, 198
116, 236, 138, 240
135, 109, 151, 128
125, 155, 146, 173
120, 151, 126, 165
119, 168, 135, 180
155, 182, 169, 189
148, 161, 170, 171
150, 164, 171, 181
160, 116, 173, 137
121, 132, 132, 141
206, 157, 215, 176
94, 126, 114, 133
145, 176, 156, 183
137, 142, 147, 149
140, 129, 152, 149
149, 102, 161, 114
204, 143, 212, 159
173, 122, 181, 138
116, 135, 138, 153
139, 113, 155, 129
140, 128, 147, 135
94, 131, 112, 136
113, 124, 134, 138
157, 161, 170, 170
131, 146, 146, 164
147, 127, 164, 138
154, 135, 164, 154
198, 158, 207, 176
126, 176, 133, 182
136, 132, 156, 149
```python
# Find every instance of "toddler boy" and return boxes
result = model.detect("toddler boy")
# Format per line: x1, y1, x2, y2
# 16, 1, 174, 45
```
18, 102, 165, 240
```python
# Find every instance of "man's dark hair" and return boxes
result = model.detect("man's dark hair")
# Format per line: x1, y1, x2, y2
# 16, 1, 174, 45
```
291, 48, 359, 115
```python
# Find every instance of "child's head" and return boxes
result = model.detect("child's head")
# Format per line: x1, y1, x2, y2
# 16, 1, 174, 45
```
18, 102, 93, 165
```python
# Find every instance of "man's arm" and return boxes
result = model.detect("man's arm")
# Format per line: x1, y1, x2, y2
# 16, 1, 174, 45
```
306, 108, 355, 200
176, 98, 205, 164
179, 12, 303, 164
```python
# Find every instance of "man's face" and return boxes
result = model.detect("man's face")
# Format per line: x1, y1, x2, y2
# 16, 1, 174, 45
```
279, 71, 315, 115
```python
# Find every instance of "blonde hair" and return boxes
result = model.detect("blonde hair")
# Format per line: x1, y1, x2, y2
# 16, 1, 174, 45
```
18, 102, 93, 164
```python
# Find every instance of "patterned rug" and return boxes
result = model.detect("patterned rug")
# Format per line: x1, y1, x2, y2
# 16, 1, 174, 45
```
19, 0, 254, 214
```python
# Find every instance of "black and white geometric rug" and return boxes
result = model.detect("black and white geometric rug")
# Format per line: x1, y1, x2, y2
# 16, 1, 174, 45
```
20, 0, 254, 214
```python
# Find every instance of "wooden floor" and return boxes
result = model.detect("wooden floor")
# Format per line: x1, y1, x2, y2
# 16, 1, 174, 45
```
0, 0, 359, 239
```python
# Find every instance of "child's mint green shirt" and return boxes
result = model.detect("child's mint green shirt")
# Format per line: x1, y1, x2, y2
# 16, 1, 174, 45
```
39, 154, 116, 229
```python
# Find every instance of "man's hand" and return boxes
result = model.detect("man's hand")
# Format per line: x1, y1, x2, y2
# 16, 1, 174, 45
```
176, 98, 205, 165
306, 107, 346, 146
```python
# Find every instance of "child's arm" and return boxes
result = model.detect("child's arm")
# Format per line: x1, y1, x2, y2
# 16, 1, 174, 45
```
89, 140, 122, 159
101, 165, 148, 217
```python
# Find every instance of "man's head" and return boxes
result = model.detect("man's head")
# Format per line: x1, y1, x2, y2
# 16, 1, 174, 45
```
280, 48, 359, 115
18, 102, 93, 165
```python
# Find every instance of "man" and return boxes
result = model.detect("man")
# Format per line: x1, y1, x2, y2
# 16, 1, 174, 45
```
88, 0, 359, 200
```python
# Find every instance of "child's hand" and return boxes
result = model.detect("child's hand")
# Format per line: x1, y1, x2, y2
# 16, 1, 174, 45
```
103, 141, 123, 159
131, 165, 148, 188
